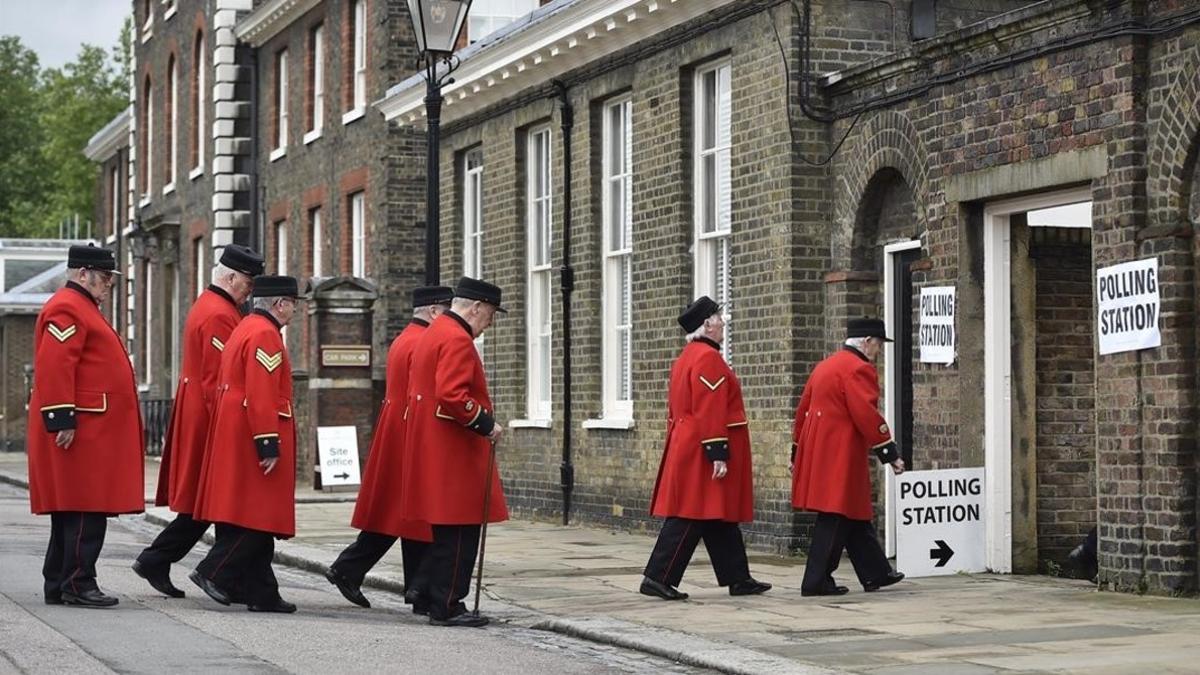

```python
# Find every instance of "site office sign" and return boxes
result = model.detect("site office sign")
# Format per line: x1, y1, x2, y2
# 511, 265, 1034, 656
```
896, 467, 987, 577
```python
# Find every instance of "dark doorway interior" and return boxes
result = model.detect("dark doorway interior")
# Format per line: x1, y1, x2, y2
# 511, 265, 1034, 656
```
890, 247, 920, 469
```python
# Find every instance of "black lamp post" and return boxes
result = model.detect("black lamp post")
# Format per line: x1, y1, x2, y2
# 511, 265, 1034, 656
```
407, 0, 472, 285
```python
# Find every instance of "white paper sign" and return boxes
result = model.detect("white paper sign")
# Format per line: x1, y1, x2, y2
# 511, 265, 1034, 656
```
896, 468, 986, 577
316, 426, 361, 487
1096, 257, 1160, 356
919, 286, 955, 364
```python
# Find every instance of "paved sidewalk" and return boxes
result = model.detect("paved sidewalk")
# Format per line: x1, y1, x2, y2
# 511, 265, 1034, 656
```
5, 451, 1200, 674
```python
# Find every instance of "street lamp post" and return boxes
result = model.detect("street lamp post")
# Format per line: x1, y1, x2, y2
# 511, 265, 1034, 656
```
407, 0, 473, 285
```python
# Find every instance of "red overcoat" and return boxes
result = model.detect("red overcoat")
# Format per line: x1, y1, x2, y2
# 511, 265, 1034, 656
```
649, 338, 754, 522
351, 319, 434, 541
193, 311, 296, 537
154, 287, 241, 513
400, 312, 507, 525
27, 282, 144, 515
791, 347, 893, 521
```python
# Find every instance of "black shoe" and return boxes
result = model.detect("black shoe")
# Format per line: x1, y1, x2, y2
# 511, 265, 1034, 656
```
247, 598, 297, 614
863, 572, 905, 592
132, 560, 186, 598
429, 611, 489, 627
44, 592, 63, 605
729, 578, 772, 596
639, 577, 688, 601
325, 568, 370, 608
801, 583, 849, 597
61, 588, 119, 607
188, 570, 232, 606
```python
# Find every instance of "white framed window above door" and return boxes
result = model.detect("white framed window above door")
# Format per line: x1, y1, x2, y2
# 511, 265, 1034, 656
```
526, 126, 553, 423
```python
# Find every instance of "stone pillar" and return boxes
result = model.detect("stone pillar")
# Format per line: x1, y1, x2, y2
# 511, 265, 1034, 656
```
305, 277, 379, 489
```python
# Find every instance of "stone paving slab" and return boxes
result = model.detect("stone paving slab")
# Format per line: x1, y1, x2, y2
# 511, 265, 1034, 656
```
7, 453, 1200, 673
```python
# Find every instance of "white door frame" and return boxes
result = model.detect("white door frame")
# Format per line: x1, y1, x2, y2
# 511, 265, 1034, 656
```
883, 239, 922, 557
982, 186, 1091, 573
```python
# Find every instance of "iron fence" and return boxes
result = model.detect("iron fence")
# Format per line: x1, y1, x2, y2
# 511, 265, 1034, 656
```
141, 398, 173, 457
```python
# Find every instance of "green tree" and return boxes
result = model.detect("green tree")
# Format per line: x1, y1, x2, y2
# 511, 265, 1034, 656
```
0, 36, 48, 237
38, 42, 127, 238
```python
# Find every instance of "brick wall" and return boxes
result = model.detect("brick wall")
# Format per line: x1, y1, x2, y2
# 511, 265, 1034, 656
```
0, 315, 36, 452
1032, 232, 1096, 571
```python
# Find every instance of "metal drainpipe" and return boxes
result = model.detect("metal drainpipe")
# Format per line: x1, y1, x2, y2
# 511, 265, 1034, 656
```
553, 81, 575, 526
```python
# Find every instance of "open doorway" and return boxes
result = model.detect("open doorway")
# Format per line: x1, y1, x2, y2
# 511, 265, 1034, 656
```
883, 239, 921, 556
983, 187, 1096, 573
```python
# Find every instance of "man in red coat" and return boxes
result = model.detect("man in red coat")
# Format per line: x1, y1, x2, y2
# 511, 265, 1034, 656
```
402, 277, 506, 627
791, 318, 906, 596
640, 296, 771, 601
326, 285, 453, 610
27, 245, 142, 608
189, 276, 301, 613
132, 245, 263, 599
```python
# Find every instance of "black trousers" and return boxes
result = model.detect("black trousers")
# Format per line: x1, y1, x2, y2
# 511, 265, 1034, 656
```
137, 512, 209, 570
644, 517, 751, 588
332, 531, 430, 591
801, 512, 892, 592
195, 523, 279, 606
43, 512, 107, 597
415, 524, 480, 620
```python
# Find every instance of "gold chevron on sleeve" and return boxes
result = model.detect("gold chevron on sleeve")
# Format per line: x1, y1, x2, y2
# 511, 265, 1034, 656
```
47, 323, 77, 343
255, 348, 283, 373
211, 336, 225, 352
699, 375, 726, 391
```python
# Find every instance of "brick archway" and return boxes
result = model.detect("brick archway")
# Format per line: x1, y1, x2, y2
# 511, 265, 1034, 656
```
831, 109, 930, 270
1146, 44, 1200, 229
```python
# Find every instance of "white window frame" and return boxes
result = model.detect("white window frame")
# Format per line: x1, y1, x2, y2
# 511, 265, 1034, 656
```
164, 56, 177, 193
306, 24, 325, 143
109, 166, 120, 237
275, 221, 289, 275
310, 207, 323, 277
192, 31, 206, 177
468, 0, 539, 43
194, 237, 206, 298
463, 149, 484, 279
353, 0, 367, 111
272, 49, 289, 159
350, 192, 366, 277
143, 262, 153, 386
601, 96, 633, 421
142, 78, 154, 203
693, 59, 732, 361
525, 127, 553, 422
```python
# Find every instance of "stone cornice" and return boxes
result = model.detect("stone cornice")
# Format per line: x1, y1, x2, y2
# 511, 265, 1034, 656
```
235, 0, 322, 47
83, 109, 131, 162
378, 0, 738, 126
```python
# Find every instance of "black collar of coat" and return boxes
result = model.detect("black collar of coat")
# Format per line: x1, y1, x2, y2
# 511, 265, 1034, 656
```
695, 336, 722, 352
446, 310, 474, 338
843, 345, 869, 362
253, 308, 283, 331
65, 281, 99, 305
411, 317, 430, 328
208, 284, 237, 308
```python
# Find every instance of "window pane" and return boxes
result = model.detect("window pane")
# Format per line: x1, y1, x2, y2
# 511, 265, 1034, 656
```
703, 154, 716, 234
609, 180, 623, 251
703, 70, 716, 150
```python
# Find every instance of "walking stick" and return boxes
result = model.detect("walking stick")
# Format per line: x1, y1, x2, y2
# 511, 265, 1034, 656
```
472, 437, 498, 616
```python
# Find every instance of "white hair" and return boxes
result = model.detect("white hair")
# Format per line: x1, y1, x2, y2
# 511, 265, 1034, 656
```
413, 304, 444, 320
451, 297, 476, 312
252, 297, 279, 311
211, 262, 237, 284
684, 314, 719, 343
844, 337, 871, 350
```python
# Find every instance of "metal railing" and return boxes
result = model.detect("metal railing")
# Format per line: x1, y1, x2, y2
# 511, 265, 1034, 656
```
141, 398, 173, 457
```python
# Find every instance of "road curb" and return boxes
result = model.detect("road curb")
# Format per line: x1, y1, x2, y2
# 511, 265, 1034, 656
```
0, 471, 29, 490
530, 617, 839, 675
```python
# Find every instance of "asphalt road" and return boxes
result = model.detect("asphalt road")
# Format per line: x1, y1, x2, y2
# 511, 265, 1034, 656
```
0, 484, 703, 674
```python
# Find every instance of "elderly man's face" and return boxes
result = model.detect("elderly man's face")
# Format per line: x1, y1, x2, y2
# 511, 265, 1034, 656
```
862, 337, 884, 361
706, 312, 726, 345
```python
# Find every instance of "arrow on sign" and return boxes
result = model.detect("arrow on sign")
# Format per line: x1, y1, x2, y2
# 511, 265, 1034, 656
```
930, 539, 954, 567
334, 472, 350, 480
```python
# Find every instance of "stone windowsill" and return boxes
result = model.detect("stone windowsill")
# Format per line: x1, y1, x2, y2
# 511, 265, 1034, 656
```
508, 418, 552, 429
303, 128, 322, 145
342, 107, 365, 126
138, 195, 151, 208
582, 418, 635, 430
189, 165, 203, 181
163, 5, 176, 21
269, 146, 287, 162
162, 182, 175, 196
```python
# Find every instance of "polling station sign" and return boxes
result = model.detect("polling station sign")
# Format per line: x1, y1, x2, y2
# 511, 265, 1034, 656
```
1096, 257, 1161, 356
896, 467, 986, 577
919, 286, 955, 364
